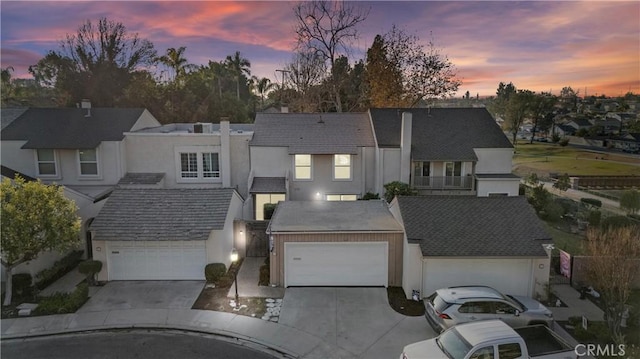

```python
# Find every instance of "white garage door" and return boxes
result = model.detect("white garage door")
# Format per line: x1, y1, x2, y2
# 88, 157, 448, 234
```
423, 258, 534, 297
285, 242, 388, 287
107, 241, 206, 280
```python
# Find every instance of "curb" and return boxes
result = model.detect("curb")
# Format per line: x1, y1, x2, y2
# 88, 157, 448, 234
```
1, 325, 298, 359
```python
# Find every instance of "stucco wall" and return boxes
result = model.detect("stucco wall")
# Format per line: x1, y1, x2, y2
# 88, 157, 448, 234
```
1, 140, 33, 176
206, 191, 244, 268
250, 146, 290, 177
476, 179, 520, 197
380, 148, 401, 193
474, 148, 514, 174
229, 133, 252, 199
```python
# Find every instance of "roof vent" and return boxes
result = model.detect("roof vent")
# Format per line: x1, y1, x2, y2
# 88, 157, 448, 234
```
81, 99, 91, 117
317, 115, 324, 124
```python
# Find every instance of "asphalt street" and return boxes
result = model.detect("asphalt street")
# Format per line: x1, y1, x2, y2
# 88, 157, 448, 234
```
1, 330, 282, 359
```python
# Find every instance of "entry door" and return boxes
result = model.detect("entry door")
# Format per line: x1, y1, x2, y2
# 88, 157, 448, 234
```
284, 242, 388, 287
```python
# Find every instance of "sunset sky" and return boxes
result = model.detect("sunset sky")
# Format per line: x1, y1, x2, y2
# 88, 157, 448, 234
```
1, 1, 638, 98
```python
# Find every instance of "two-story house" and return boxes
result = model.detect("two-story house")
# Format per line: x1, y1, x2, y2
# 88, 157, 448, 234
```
247, 112, 377, 219
0, 103, 160, 277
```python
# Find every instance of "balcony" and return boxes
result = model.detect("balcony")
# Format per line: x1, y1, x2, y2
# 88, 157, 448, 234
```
412, 176, 474, 190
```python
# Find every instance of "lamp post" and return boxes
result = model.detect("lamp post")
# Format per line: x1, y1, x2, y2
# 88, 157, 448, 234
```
230, 248, 239, 307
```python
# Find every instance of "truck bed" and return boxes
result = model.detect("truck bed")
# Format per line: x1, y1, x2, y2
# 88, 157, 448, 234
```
514, 325, 573, 358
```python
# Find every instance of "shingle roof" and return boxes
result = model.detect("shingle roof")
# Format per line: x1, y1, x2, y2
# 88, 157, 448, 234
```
1, 165, 36, 182
250, 177, 286, 193
269, 200, 403, 232
250, 113, 375, 154
369, 108, 513, 161
1, 108, 146, 149
475, 173, 520, 179
118, 173, 165, 186
397, 196, 550, 257
1, 108, 28, 131
90, 188, 234, 241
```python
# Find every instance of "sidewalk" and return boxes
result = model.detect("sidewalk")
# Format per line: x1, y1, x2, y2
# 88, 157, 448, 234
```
38, 267, 86, 297
549, 283, 604, 322
228, 257, 284, 299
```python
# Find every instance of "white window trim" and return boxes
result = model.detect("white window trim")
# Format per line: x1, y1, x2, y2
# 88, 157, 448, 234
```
326, 194, 358, 201
333, 154, 352, 181
34, 149, 60, 179
77, 147, 102, 179
174, 145, 222, 183
443, 161, 464, 177
293, 154, 313, 181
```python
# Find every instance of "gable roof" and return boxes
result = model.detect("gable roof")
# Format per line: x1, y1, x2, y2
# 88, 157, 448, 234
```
250, 177, 287, 193
1, 165, 36, 181
369, 108, 512, 161
90, 188, 235, 241
1, 108, 146, 149
269, 200, 403, 232
1, 108, 28, 131
397, 196, 550, 257
250, 112, 375, 154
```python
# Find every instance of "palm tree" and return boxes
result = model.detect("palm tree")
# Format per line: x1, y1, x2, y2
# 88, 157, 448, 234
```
1, 66, 14, 104
156, 47, 194, 82
254, 77, 275, 109
224, 51, 251, 100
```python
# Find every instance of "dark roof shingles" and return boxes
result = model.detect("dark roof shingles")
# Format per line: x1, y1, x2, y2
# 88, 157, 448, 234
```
250, 177, 286, 193
397, 196, 550, 257
369, 108, 512, 161
90, 188, 234, 241
1, 108, 145, 149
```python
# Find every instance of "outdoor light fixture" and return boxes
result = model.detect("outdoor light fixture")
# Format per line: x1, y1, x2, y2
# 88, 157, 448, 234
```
230, 248, 239, 307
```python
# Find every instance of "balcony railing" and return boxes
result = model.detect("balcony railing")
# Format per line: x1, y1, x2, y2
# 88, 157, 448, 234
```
412, 176, 473, 190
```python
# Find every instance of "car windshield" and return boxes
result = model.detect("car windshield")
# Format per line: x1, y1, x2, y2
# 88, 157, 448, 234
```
436, 328, 472, 359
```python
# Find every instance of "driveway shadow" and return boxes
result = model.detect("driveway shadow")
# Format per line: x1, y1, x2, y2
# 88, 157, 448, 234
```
78, 281, 205, 313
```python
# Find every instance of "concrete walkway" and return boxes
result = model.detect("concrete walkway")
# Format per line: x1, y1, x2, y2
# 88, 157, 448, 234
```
549, 284, 605, 321
39, 267, 86, 297
228, 257, 285, 299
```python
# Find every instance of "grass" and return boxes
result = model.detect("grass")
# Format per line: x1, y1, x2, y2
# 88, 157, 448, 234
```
544, 222, 585, 255
512, 142, 640, 178
386, 287, 425, 316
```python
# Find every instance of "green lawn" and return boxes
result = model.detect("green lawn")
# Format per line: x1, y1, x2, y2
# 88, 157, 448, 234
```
512, 143, 640, 178
544, 222, 585, 255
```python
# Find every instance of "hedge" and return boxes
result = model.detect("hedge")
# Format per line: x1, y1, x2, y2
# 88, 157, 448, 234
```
205, 263, 227, 283
34, 283, 89, 315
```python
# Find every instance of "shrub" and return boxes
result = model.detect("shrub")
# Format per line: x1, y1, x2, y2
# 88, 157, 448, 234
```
34, 283, 88, 315
525, 173, 539, 186
556, 198, 579, 215
620, 189, 640, 215
601, 215, 638, 231
78, 260, 103, 285
383, 181, 417, 203
12, 273, 33, 297
35, 250, 83, 290
518, 183, 526, 196
587, 210, 601, 227
580, 198, 602, 209
541, 201, 564, 222
558, 138, 569, 147
551, 133, 561, 143
361, 192, 380, 200
204, 263, 227, 283
263, 203, 277, 220
527, 184, 550, 213
628, 213, 640, 221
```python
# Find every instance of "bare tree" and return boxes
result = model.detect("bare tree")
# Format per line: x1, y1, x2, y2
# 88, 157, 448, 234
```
585, 226, 640, 344
285, 50, 326, 112
293, 0, 369, 112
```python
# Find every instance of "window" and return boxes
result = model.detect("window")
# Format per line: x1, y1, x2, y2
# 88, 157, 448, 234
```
445, 161, 462, 186
36, 149, 57, 176
498, 343, 522, 359
494, 302, 517, 314
326, 194, 357, 201
458, 301, 492, 314
470, 346, 495, 359
333, 154, 351, 180
413, 161, 430, 177
294, 154, 311, 180
180, 153, 198, 178
78, 149, 98, 176
255, 193, 285, 220
202, 153, 220, 178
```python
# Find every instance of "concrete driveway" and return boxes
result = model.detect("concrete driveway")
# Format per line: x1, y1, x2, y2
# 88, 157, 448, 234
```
280, 288, 436, 359
78, 281, 204, 313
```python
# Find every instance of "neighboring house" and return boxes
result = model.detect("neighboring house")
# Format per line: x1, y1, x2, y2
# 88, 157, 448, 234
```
554, 124, 576, 137
90, 188, 243, 281
389, 196, 552, 299
248, 113, 377, 219
0, 103, 161, 277
369, 108, 520, 197
609, 133, 640, 152
267, 200, 404, 287
565, 118, 593, 131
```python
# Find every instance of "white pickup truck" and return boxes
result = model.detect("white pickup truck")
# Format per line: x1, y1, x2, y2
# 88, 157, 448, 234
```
401, 320, 576, 359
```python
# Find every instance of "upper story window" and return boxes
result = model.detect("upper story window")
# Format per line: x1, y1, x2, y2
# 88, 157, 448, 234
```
202, 153, 220, 178
413, 161, 431, 177
175, 146, 221, 182
326, 194, 357, 201
36, 149, 57, 176
180, 153, 198, 178
333, 154, 352, 180
78, 149, 99, 176
294, 154, 311, 180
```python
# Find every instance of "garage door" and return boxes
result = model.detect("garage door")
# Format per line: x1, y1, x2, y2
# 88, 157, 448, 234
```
284, 242, 388, 287
423, 258, 533, 297
107, 241, 206, 280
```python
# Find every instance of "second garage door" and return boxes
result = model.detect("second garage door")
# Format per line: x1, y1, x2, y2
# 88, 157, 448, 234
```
284, 242, 388, 287
107, 241, 206, 280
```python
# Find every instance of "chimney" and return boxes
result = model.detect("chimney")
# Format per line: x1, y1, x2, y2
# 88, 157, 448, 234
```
220, 120, 231, 187
81, 99, 91, 117
281, 106, 289, 113
400, 112, 412, 184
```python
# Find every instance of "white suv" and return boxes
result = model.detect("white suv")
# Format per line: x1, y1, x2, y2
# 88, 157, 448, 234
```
424, 286, 553, 333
